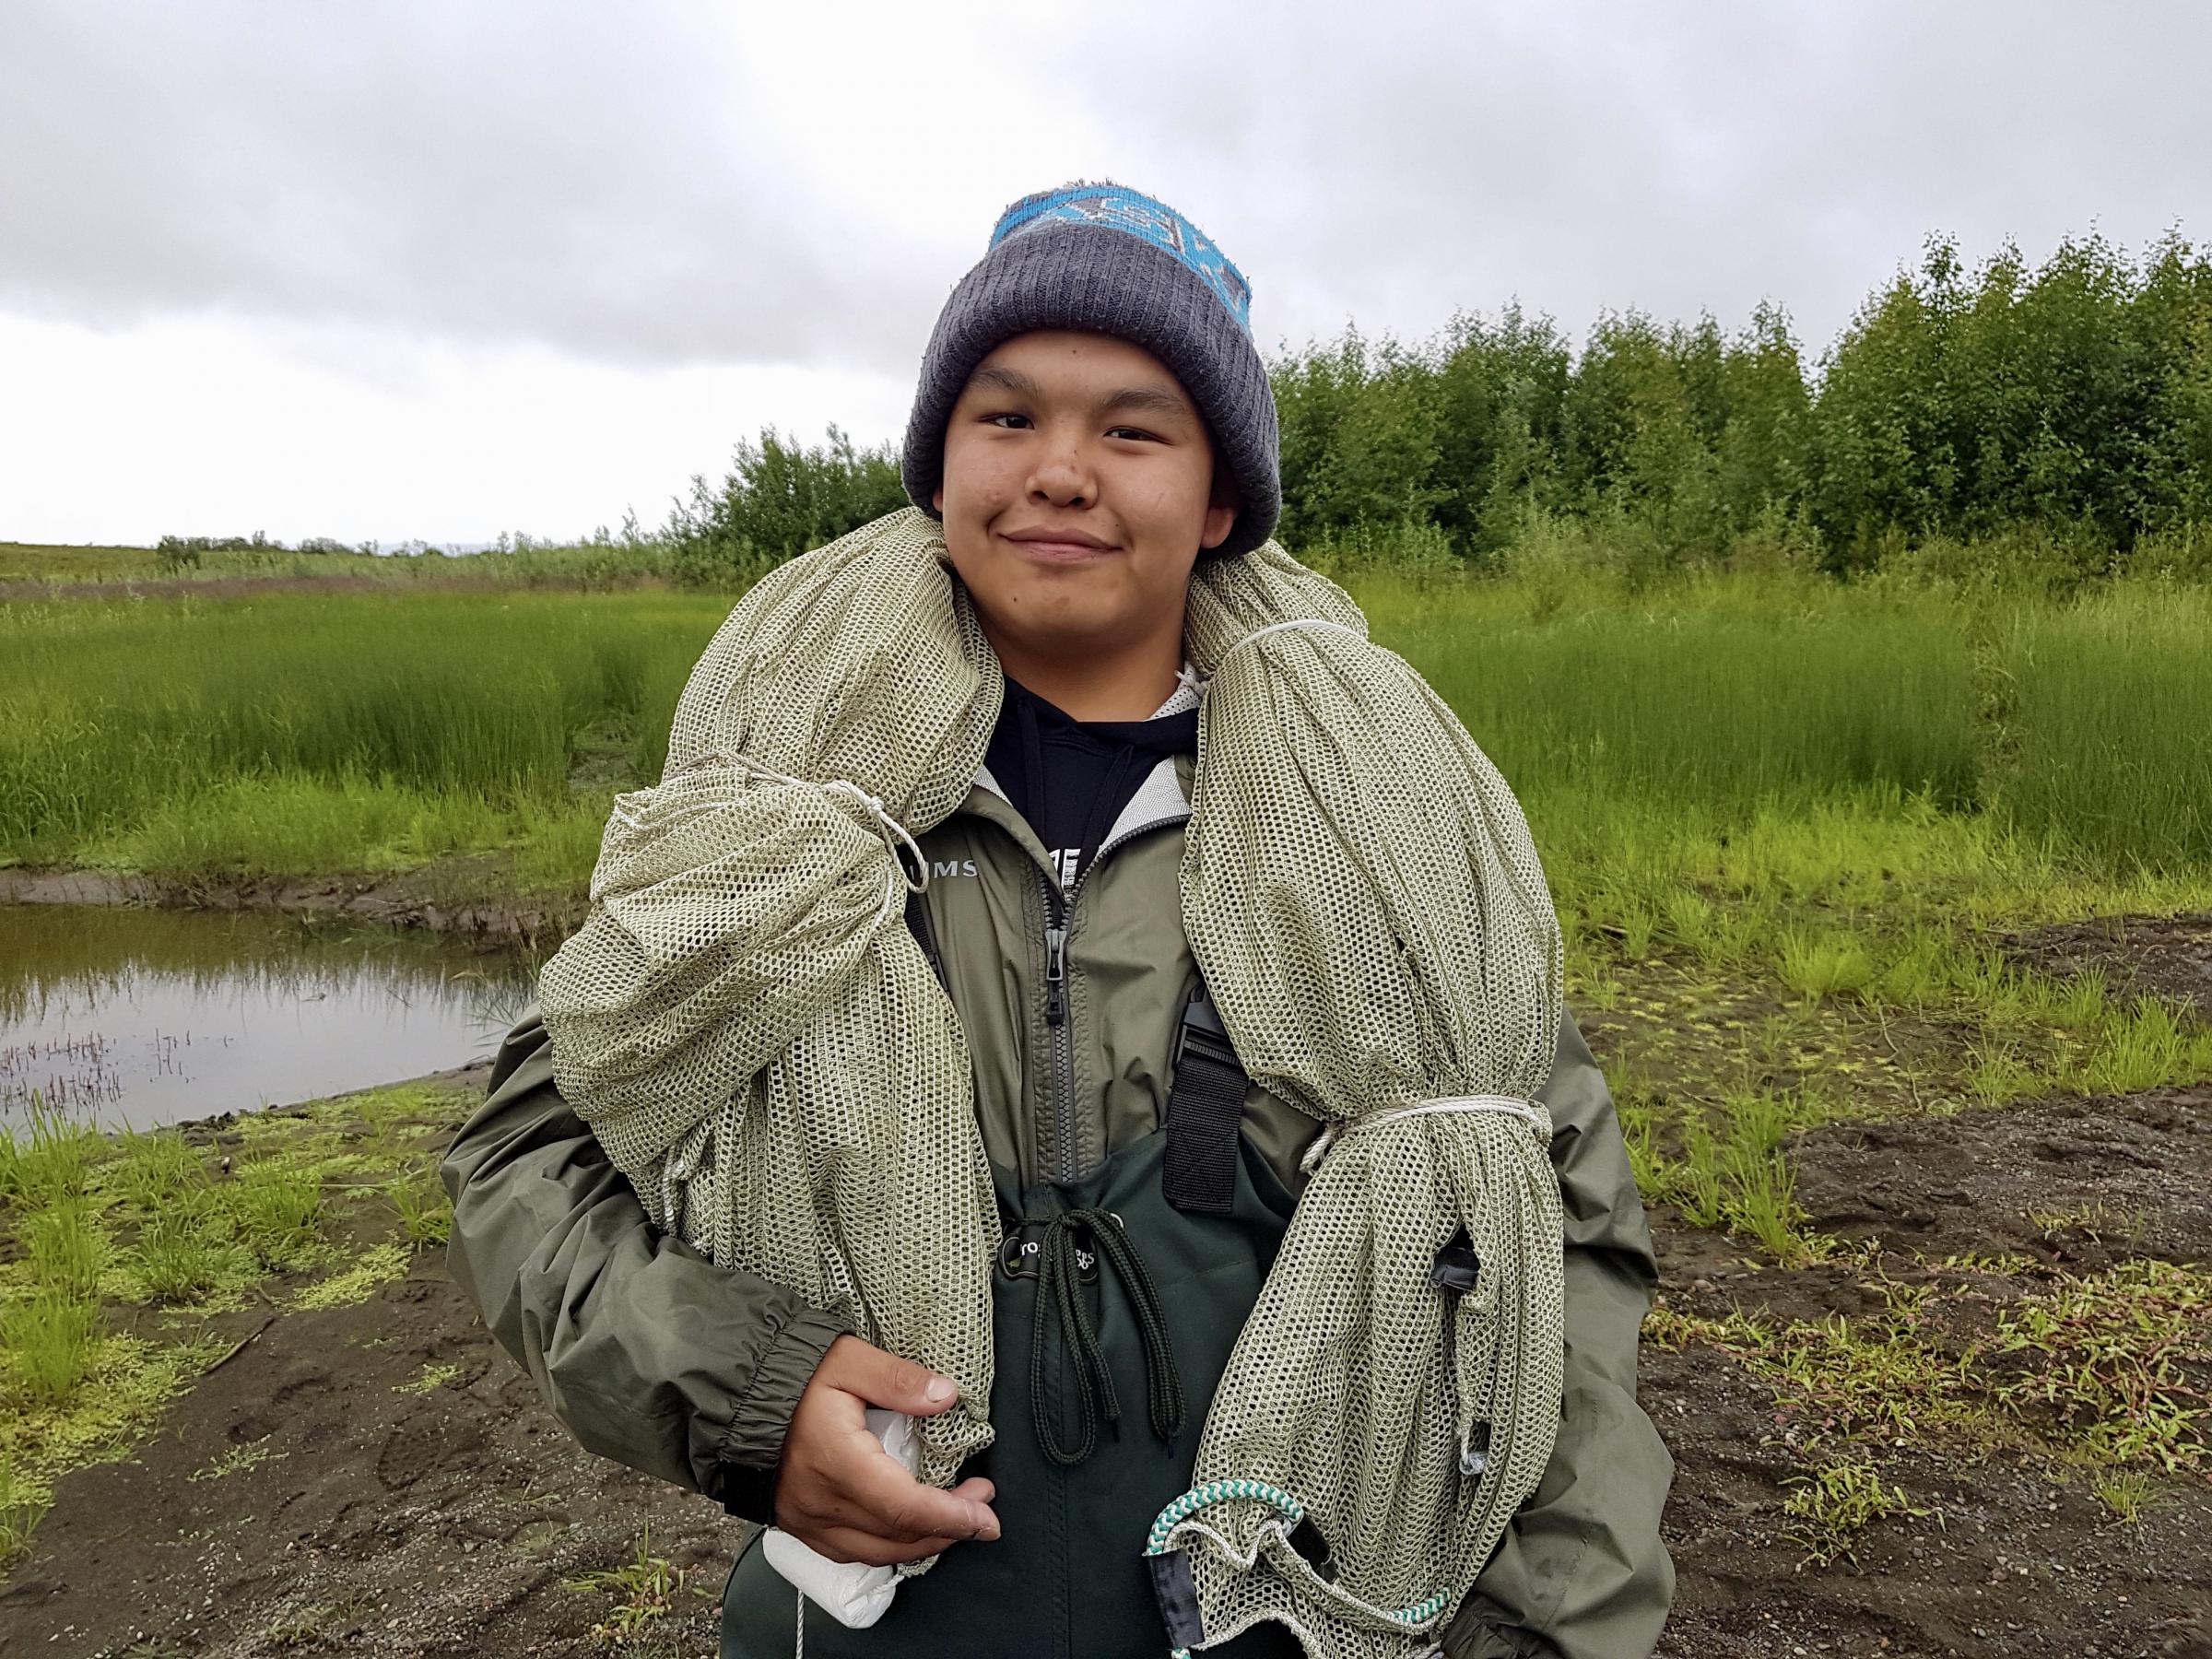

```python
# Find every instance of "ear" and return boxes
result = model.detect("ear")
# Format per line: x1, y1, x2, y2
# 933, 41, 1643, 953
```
1200, 465, 1239, 551
932, 483, 944, 512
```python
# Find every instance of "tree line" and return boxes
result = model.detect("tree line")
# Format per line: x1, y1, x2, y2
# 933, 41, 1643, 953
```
666, 229, 2212, 585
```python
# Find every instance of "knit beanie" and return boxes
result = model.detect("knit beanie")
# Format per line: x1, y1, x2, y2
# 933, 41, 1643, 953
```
900, 182, 1281, 560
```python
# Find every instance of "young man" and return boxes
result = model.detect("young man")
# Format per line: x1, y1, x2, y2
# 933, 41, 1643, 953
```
442, 183, 1673, 1659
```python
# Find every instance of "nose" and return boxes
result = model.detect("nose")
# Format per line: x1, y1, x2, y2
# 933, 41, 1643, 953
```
1027, 440, 1097, 510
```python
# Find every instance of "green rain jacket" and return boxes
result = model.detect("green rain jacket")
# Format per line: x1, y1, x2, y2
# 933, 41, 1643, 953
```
441, 747, 1676, 1659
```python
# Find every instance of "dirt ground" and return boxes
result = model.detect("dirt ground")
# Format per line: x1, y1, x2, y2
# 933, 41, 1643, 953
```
2006, 912, 2212, 1021
3, 973, 2209, 1656
1649, 1083, 2212, 1659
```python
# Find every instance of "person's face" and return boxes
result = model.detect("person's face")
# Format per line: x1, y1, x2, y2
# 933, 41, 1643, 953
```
933, 329, 1238, 663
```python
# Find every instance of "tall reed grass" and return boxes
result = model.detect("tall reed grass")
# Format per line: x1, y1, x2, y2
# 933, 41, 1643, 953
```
1, 562, 2207, 884
0, 592, 712, 874
1997, 583, 2212, 871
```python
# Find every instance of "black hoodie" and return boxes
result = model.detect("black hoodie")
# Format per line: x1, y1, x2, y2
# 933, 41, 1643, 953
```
984, 672, 1198, 891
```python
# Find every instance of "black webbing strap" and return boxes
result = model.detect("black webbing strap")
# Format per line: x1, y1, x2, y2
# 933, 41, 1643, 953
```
1162, 979, 1248, 1216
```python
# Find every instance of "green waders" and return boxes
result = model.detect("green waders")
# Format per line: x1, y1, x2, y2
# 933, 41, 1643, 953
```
720, 1119, 1308, 1659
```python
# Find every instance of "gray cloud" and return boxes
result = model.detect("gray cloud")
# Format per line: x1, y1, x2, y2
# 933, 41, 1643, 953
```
4, 0, 2206, 380
0, 1, 948, 372
1037, 1, 2212, 360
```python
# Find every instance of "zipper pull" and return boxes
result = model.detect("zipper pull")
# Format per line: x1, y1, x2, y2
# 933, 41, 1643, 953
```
1044, 924, 1067, 1025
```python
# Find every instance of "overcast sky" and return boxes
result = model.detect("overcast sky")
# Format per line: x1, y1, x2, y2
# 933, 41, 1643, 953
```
3, 0, 2206, 547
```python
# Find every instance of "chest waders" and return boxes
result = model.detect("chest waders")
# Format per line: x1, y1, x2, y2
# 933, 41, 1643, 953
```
721, 988, 1307, 1659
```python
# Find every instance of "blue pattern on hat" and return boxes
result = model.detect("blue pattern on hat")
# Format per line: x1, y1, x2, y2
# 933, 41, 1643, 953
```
990, 183, 1253, 333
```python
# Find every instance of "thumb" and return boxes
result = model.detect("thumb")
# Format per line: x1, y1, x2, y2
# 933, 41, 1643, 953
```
839, 1341, 962, 1417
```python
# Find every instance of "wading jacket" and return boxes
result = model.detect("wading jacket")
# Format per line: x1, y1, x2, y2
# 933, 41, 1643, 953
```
441, 745, 1677, 1659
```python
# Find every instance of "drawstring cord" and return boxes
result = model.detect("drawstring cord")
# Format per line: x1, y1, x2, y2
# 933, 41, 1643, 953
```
1299, 1094, 1549, 1177
1207, 618, 1365, 684
1029, 1207, 1184, 1466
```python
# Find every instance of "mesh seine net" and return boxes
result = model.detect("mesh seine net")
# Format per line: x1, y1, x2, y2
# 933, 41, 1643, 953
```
538, 507, 1567, 1656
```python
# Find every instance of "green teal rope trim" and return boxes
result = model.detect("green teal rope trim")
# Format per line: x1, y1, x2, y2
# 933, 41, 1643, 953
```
1144, 1480, 1450, 1638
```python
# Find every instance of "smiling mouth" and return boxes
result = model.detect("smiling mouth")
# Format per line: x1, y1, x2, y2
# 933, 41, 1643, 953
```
1003, 533, 1119, 561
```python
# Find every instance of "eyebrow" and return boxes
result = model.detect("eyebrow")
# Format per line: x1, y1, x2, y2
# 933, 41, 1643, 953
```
964, 364, 1194, 422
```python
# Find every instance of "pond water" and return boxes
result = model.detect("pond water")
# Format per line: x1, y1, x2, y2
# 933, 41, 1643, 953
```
0, 904, 541, 1133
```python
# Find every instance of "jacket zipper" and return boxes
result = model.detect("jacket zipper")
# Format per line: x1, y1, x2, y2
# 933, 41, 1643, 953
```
905, 889, 949, 994
1040, 873, 1077, 1181
1037, 806, 1190, 1183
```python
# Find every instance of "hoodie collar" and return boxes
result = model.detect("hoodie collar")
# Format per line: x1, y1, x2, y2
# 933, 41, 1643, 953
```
971, 661, 1199, 833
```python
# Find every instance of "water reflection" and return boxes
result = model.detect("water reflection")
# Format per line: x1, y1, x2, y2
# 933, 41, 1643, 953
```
0, 904, 540, 1132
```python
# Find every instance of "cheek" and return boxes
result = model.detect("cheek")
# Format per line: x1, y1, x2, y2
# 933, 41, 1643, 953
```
941, 434, 1019, 516
1118, 457, 1216, 535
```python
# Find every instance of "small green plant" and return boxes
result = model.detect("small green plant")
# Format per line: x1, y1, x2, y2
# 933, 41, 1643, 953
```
130, 1211, 255, 1305
0, 1291, 101, 1406
260, 1587, 375, 1648
2091, 1469, 2159, 1524
0, 1449, 50, 1570
102, 1126, 213, 1216
0, 1093, 99, 1210
1783, 1457, 1935, 1568
1981, 1257, 2211, 1472
1962, 1038, 2039, 1106
2023, 1199, 2147, 1250
228, 1158, 323, 1267
383, 1161, 452, 1249
1640, 1088, 1830, 1264
2071, 994, 2212, 1095
1776, 929, 1877, 1003
187, 1441, 288, 1482
394, 1361, 461, 1396
24, 1198, 107, 1299
559, 1519, 711, 1643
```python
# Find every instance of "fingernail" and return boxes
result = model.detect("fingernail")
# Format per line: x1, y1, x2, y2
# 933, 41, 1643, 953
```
924, 1377, 956, 1404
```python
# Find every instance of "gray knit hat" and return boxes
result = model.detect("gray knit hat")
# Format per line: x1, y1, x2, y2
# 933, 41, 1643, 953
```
900, 182, 1280, 560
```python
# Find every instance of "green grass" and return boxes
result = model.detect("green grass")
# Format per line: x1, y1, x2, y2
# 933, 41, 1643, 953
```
1380, 569, 1983, 818
559, 1519, 714, 1644
0, 588, 709, 877
2092, 1469, 2160, 1524
0, 1293, 101, 1406
21, 1200, 106, 1300
5, 562, 2211, 890
229, 1158, 324, 1268
1984, 1258, 2211, 1472
1782, 1457, 1935, 1569
11, 558, 2206, 1285
186, 1441, 288, 1482
0, 1095, 100, 1210
382, 1159, 453, 1250
0, 1448, 44, 1570
130, 1213, 257, 1305
2003, 588, 2212, 872
0, 538, 664, 590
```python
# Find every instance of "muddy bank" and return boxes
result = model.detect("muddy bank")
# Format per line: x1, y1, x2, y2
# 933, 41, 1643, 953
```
0, 1157, 735, 1659
0, 864, 583, 945
1645, 1330, 2212, 1659
1789, 1082, 2212, 1269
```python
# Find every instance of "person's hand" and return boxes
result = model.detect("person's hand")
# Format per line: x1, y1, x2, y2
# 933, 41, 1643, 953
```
771, 1335, 1000, 1566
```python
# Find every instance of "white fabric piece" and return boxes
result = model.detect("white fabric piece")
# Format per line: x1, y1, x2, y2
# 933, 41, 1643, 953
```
760, 1409, 920, 1630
